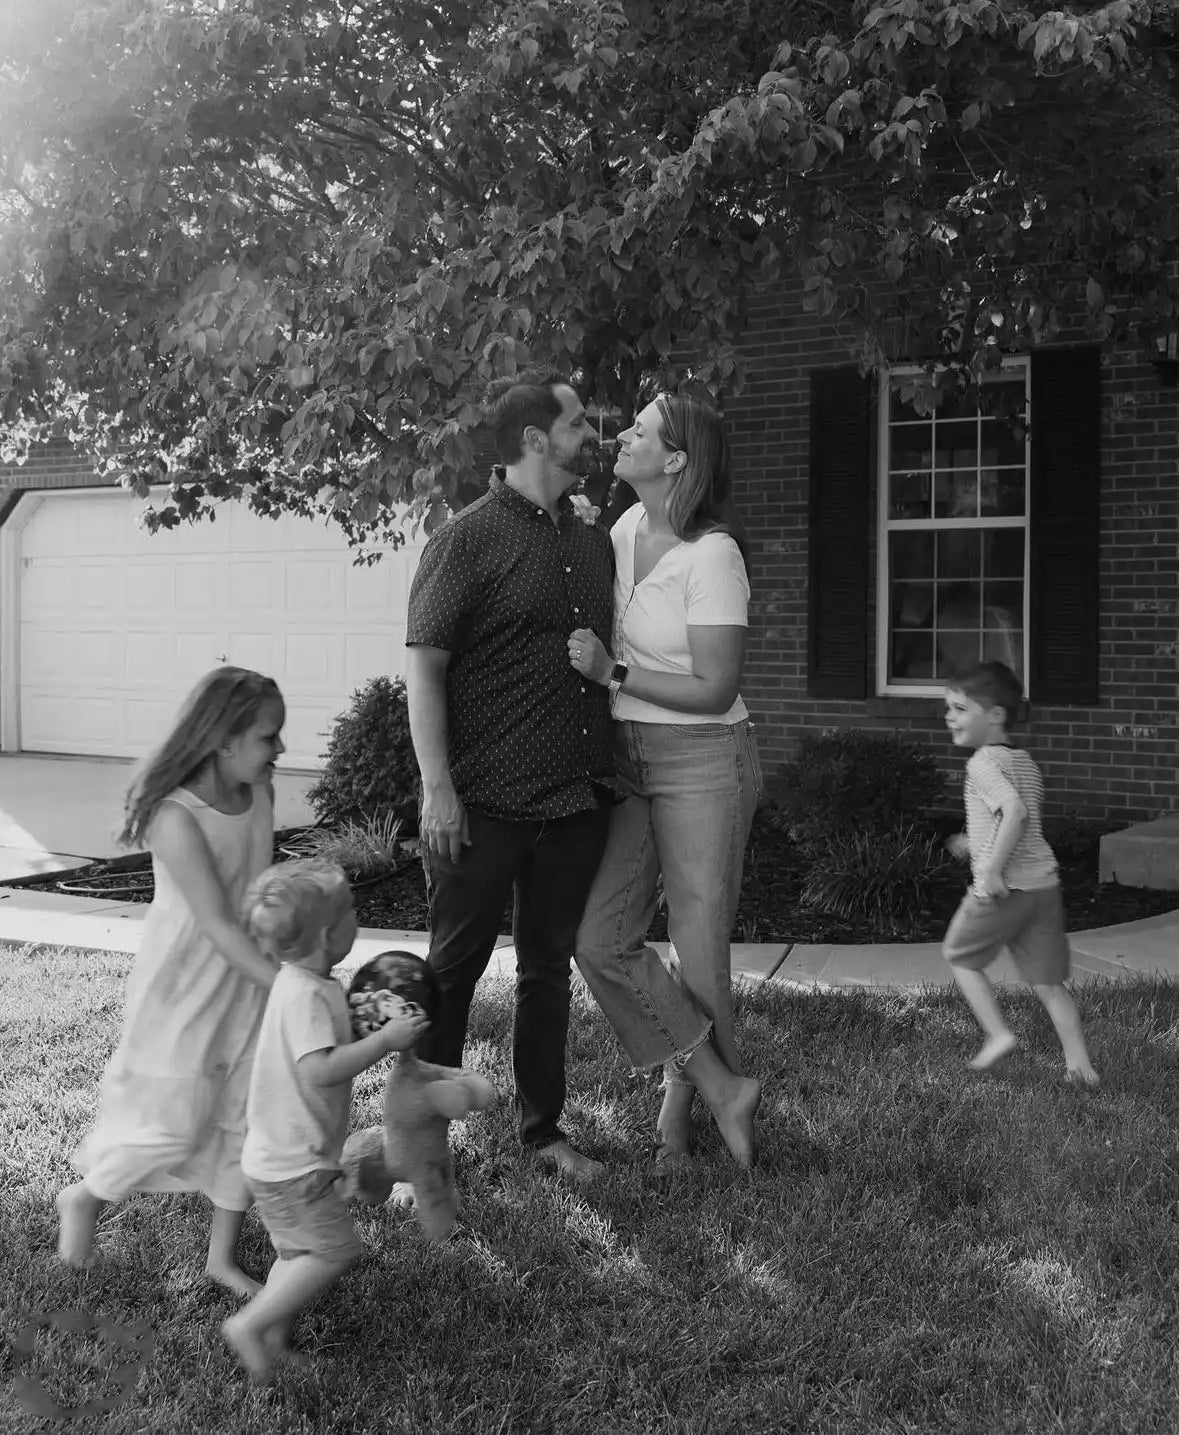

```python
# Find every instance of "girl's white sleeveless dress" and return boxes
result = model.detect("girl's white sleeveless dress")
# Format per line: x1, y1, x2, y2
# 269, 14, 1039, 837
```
74, 786, 274, 1211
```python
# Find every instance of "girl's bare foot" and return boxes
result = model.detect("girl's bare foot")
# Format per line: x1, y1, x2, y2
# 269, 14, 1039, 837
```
713, 1077, 761, 1169
206, 1259, 263, 1299
1066, 1061, 1101, 1088
969, 1031, 1018, 1071
56, 1183, 101, 1267
222, 1313, 274, 1384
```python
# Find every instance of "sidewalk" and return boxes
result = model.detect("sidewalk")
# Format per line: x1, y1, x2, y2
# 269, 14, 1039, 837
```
1, 885, 1176, 990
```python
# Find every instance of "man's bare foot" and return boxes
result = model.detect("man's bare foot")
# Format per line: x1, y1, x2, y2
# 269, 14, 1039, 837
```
712, 1077, 761, 1169
222, 1313, 275, 1384
206, 1259, 263, 1299
968, 1031, 1018, 1071
536, 1140, 605, 1184
56, 1183, 101, 1267
389, 1181, 416, 1210
1067, 1061, 1101, 1088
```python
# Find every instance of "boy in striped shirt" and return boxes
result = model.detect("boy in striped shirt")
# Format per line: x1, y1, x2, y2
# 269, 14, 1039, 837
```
942, 662, 1099, 1085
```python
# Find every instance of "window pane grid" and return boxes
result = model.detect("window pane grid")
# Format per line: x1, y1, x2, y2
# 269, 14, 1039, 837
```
880, 367, 1029, 689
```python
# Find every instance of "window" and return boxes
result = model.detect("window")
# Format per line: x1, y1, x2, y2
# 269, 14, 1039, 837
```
876, 361, 1030, 694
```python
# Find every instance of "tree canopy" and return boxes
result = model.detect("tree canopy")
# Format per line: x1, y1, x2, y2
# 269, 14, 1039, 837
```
1, 0, 1177, 537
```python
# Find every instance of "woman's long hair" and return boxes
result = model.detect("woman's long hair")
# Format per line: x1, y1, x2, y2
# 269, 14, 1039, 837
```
656, 394, 749, 566
120, 666, 283, 848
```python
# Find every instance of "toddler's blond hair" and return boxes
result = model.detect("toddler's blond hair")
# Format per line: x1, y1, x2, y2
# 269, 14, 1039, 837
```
243, 859, 352, 964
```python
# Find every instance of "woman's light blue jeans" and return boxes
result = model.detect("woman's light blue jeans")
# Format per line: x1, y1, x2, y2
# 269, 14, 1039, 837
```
574, 718, 762, 1074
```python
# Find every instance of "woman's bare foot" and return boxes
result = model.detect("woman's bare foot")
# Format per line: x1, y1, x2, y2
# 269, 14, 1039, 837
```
206, 1259, 263, 1299
712, 1076, 761, 1169
968, 1030, 1018, 1071
222, 1313, 274, 1384
1066, 1061, 1101, 1088
56, 1183, 101, 1267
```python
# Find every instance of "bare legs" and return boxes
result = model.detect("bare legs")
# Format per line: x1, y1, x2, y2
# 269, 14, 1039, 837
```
223, 1252, 355, 1384
57, 1185, 260, 1293
206, 1205, 262, 1297
951, 967, 1099, 1085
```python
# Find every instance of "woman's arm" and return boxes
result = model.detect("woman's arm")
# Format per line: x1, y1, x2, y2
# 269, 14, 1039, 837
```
569, 624, 746, 715
149, 802, 276, 990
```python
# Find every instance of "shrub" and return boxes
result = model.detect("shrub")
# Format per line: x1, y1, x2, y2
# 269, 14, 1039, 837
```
765, 729, 947, 849
801, 823, 956, 936
307, 676, 421, 834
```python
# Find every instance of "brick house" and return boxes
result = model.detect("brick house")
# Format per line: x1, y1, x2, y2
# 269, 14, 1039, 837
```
722, 281, 1179, 824
2, 291, 1176, 824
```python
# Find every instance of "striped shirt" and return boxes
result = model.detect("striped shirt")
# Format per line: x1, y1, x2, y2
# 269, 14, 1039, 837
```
963, 744, 1058, 894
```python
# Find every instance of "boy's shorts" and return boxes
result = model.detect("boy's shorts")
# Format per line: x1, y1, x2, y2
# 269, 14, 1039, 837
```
942, 885, 1070, 985
247, 1168, 364, 1264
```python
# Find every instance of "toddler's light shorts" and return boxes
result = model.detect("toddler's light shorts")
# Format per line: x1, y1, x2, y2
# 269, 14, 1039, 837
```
942, 885, 1070, 984
248, 1167, 364, 1264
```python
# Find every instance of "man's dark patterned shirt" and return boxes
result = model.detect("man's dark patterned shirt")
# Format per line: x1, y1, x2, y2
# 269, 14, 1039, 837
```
406, 477, 615, 821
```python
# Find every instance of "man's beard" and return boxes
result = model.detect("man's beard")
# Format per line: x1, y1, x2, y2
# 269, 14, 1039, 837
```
553, 441, 598, 488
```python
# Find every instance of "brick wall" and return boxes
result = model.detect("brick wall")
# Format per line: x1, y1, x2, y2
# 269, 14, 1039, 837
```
726, 281, 1179, 823
0, 438, 112, 510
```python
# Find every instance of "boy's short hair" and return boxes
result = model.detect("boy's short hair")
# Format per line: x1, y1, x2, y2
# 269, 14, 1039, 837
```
243, 859, 353, 964
482, 368, 571, 464
948, 661, 1025, 730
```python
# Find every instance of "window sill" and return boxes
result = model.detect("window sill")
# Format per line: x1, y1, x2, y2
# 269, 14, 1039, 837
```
866, 696, 945, 719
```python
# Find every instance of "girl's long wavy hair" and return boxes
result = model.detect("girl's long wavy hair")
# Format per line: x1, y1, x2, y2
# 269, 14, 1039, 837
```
120, 666, 283, 848
656, 394, 749, 568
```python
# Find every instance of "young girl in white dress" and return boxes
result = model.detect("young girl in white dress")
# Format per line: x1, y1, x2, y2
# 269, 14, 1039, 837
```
56, 666, 286, 1296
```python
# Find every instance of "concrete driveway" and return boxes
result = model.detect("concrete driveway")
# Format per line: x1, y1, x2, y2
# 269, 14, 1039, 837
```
0, 753, 317, 880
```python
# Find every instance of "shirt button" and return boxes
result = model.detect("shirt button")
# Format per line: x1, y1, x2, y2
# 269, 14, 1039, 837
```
565, 566, 571, 574
573, 606, 579, 614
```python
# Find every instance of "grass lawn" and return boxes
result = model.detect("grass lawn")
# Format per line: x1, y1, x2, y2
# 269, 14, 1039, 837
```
2, 945, 1178, 1434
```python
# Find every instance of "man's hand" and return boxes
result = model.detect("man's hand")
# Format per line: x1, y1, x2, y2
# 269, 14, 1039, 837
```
420, 780, 470, 864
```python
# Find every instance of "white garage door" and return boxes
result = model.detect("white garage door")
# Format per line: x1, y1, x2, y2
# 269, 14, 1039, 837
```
12, 489, 425, 768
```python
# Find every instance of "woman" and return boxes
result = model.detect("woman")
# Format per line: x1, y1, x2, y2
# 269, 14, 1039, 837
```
568, 392, 762, 1172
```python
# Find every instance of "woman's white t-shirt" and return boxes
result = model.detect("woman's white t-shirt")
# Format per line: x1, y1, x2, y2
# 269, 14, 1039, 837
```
610, 502, 749, 725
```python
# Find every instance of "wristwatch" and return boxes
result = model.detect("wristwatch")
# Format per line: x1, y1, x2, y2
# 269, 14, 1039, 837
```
608, 662, 628, 696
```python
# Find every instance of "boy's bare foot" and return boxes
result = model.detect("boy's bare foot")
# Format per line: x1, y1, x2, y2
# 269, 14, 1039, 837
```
713, 1077, 761, 1169
262, 1328, 310, 1371
222, 1313, 275, 1384
56, 1183, 100, 1267
969, 1031, 1018, 1071
389, 1181, 416, 1210
206, 1259, 263, 1299
536, 1140, 605, 1184
1066, 1062, 1101, 1088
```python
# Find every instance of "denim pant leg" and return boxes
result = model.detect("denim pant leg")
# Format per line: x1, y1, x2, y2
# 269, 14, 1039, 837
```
648, 721, 760, 1074
575, 784, 713, 1071
512, 804, 611, 1148
418, 810, 521, 1071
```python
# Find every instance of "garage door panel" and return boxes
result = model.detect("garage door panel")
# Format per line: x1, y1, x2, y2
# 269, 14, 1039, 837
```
17, 492, 422, 768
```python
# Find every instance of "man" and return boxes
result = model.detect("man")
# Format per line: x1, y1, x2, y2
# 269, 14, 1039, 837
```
405, 370, 615, 1181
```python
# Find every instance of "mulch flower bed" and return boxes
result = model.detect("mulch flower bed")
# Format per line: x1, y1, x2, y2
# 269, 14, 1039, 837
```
4, 819, 1176, 946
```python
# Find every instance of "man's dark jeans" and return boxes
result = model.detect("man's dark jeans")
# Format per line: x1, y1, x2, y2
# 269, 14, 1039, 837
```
417, 803, 611, 1148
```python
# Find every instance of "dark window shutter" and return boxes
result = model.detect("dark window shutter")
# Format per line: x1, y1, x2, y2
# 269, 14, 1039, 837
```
808, 366, 872, 699
1029, 347, 1100, 704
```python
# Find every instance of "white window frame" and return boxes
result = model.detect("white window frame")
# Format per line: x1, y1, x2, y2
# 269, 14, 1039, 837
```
875, 358, 1032, 697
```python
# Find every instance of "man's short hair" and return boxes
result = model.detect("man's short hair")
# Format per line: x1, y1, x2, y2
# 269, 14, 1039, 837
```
949, 661, 1025, 730
242, 859, 352, 964
482, 368, 571, 464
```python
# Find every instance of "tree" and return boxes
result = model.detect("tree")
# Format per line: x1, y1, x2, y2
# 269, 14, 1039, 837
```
1, 0, 1176, 538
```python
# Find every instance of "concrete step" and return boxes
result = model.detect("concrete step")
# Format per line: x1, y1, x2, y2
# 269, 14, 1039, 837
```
1098, 816, 1179, 891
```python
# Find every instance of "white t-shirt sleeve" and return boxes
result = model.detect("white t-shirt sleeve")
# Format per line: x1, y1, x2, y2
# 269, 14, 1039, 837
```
285, 986, 346, 1063
684, 534, 749, 626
